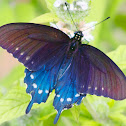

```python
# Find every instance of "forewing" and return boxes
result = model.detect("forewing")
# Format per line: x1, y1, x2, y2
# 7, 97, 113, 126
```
0, 23, 70, 71
76, 44, 126, 100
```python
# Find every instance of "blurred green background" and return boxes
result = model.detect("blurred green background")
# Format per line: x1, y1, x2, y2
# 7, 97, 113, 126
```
0, 0, 126, 126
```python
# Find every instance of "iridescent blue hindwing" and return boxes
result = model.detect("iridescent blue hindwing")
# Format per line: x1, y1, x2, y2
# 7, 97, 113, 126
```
24, 63, 60, 114
53, 55, 86, 124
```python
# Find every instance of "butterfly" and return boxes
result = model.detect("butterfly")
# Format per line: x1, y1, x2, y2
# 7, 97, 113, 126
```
0, 23, 126, 124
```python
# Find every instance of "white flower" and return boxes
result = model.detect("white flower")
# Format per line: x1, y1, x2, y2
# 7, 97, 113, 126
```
80, 21, 97, 41
53, 0, 96, 42
69, 4, 74, 11
50, 21, 97, 42
54, 0, 89, 12
54, 0, 64, 7
50, 21, 65, 29
82, 31, 94, 42
63, 6, 67, 10
50, 21, 74, 38
63, 3, 75, 11
85, 21, 97, 30
76, 1, 88, 11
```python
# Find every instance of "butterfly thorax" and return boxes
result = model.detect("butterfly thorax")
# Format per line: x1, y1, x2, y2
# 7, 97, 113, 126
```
57, 31, 83, 79
66, 31, 83, 57
73, 31, 83, 42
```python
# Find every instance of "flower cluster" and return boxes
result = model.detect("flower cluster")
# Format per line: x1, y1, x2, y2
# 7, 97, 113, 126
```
50, 21, 97, 42
52, 0, 97, 43
54, 0, 89, 11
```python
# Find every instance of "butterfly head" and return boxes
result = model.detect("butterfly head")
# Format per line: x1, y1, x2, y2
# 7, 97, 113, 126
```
68, 31, 83, 53
74, 31, 83, 41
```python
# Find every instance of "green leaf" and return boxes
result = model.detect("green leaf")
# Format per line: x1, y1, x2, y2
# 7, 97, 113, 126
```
0, 89, 3, 98
0, 5, 15, 26
66, 0, 76, 3
0, 86, 30, 124
107, 45, 126, 71
14, 3, 36, 22
0, 86, 55, 124
0, 65, 25, 88
114, 14, 126, 31
43, 114, 56, 126
30, 13, 59, 24
39, 96, 56, 121
109, 99, 126, 114
80, 102, 92, 119
40, 111, 56, 121
109, 113, 126, 126
32, 0, 49, 15
107, 99, 115, 108
87, 0, 123, 50
45, 0, 56, 11
70, 105, 80, 123
83, 95, 111, 124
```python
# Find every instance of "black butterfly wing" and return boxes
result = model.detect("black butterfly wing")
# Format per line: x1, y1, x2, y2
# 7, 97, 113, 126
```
0, 23, 70, 71
76, 44, 126, 100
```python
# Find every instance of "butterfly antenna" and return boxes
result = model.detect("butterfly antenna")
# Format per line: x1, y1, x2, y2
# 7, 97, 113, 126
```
84, 17, 110, 31
65, 2, 78, 31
